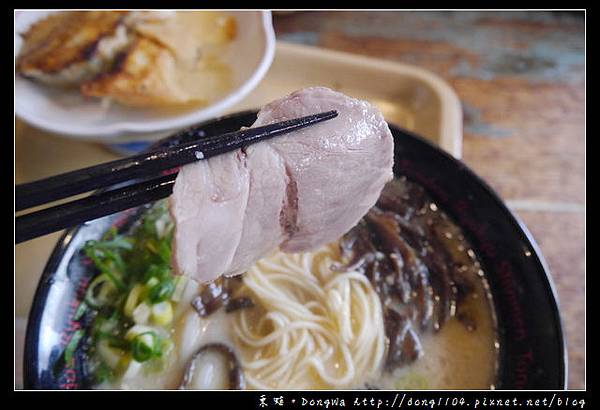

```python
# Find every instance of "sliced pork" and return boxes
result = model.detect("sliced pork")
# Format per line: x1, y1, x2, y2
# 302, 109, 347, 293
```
170, 87, 394, 283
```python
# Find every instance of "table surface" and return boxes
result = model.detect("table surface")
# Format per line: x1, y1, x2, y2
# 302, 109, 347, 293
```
273, 11, 585, 389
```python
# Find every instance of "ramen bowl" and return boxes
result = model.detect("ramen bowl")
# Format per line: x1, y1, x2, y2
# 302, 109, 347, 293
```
23, 111, 567, 389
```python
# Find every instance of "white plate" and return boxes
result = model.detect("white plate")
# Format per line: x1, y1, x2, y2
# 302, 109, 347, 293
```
16, 42, 464, 329
14, 10, 276, 141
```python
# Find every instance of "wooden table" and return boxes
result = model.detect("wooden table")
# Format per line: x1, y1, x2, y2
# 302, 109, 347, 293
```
273, 11, 585, 389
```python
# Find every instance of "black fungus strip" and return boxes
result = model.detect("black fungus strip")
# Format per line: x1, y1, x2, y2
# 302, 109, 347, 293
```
191, 276, 246, 317
225, 297, 255, 313
180, 343, 246, 390
339, 179, 483, 371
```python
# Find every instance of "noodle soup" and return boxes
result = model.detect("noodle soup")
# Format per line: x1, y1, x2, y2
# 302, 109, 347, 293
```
82, 178, 498, 389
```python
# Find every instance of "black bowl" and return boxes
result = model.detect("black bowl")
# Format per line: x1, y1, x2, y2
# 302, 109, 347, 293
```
24, 111, 567, 389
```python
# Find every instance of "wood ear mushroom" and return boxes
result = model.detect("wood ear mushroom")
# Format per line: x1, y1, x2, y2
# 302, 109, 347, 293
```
179, 343, 245, 390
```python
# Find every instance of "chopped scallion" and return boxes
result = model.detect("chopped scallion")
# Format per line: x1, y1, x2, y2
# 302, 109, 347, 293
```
151, 301, 173, 326
131, 332, 161, 362
64, 329, 84, 366
148, 279, 175, 304
124, 284, 144, 318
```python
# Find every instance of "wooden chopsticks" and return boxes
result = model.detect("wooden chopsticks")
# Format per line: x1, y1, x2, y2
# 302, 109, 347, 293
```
15, 110, 338, 243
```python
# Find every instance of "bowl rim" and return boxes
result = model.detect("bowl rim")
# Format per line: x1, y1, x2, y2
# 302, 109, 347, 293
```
23, 113, 568, 389
14, 11, 276, 139
387, 124, 567, 389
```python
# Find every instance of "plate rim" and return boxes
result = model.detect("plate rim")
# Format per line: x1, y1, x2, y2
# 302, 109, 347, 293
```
14, 11, 276, 139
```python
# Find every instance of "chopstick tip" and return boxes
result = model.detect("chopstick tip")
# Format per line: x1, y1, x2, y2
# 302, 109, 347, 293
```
322, 110, 338, 119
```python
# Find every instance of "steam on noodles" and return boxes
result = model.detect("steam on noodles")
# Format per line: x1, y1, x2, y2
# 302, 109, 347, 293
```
231, 243, 386, 389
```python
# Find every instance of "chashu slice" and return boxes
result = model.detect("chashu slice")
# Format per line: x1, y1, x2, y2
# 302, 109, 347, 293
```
225, 143, 289, 277
16, 11, 131, 87
170, 87, 394, 283
170, 143, 288, 283
81, 36, 192, 107
252, 87, 395, 253
170, 150, 250, 282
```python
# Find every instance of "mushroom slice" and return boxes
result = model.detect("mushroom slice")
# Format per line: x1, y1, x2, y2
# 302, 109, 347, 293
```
180, 344, 245, 390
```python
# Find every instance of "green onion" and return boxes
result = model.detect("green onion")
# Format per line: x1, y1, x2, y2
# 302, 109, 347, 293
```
145, 276, 160, 289
145, 240, 158, 255
147, 279, 175, 304
93, 361, 115, 384
170, 275, 188, 302
106, 336, 129, 350
132, 302, 151, 325
64, 329, 85, 366
93, 309, 122, 338
84, 252, 127, 291
99, 227, 133, 250
84, 201, 180, 382
151, 301, 173, 326
85, 274, 119, 309
130, 332, 161, 362
83, 236, 129, 291
73, 302, 88, 320
144, 264, 171, 282
101, 260, 127, 291
125, 324, 156, 341
124, 284, 144, 318
156, 240, 171, 264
